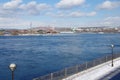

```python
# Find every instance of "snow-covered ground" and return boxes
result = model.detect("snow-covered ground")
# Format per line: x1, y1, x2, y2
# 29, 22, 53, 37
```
63, 57, 120, 80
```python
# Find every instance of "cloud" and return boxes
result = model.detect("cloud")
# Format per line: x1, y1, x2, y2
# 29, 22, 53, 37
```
92, 16, 120, 27
0, 7, 23, 18
0, 0, 23, 18
19, 1, 51, 15
0, 0, 51, 17
69, 11, 96, 17
46, 11, 96, 17
0, 0, 52, 28
86, 11, 96, 16
104, 16, 120, 21
103, 16, 120, 26
0, 17, 46, 29
69, 11, 85, 17
3, 0, 22, 10
56, 0, 85, 9
97, 1, 120, 10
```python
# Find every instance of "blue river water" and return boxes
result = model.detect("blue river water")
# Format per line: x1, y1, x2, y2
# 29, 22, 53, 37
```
0, 33, 120, 80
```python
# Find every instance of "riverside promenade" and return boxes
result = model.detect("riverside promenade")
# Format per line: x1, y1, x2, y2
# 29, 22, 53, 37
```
63, 57, 120, 80
33, 54, 120, 80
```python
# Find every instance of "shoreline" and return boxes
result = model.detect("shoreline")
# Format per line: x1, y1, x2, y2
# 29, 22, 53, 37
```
0, 32, 120, 36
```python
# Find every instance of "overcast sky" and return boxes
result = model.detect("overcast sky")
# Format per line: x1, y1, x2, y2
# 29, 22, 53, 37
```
0, 0, 120, 29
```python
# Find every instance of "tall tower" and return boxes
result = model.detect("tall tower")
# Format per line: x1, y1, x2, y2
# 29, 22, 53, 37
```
30, 22, 32, 34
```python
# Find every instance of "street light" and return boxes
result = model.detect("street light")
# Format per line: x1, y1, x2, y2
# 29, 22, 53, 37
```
9, 63, 16, 80
111, 44, 114, 67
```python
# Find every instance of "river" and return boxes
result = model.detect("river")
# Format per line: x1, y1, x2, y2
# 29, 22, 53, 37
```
0, 33, 120, 80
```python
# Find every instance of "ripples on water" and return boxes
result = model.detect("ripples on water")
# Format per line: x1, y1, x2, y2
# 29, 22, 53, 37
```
0, 33, 120, 80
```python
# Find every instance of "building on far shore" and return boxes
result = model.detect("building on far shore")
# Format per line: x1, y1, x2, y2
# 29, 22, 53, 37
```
0, 26, 120, 36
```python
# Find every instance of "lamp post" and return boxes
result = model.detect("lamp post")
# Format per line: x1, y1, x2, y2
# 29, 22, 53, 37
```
9, 63, 16, 80
111, 44, 114, 67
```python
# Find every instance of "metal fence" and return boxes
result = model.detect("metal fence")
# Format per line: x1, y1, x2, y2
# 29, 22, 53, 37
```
33, 53, 120, 80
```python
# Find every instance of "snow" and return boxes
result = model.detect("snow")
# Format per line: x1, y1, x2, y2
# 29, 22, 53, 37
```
63, 57, 120, 80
